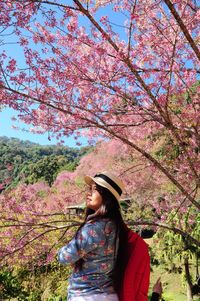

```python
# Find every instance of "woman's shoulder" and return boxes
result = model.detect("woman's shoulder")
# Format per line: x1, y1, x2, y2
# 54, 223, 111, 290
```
86, 218, 115, 230
87, 217, 113, 224
80, 219, 116, 240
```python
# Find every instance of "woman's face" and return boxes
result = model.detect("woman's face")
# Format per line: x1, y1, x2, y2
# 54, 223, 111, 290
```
86, 183, 103, 211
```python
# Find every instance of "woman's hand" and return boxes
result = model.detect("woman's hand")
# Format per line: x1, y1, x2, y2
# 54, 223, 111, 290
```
152, 277, 163, 295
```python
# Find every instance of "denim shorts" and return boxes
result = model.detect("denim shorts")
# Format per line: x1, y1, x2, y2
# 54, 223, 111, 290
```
69, 293, 119, 301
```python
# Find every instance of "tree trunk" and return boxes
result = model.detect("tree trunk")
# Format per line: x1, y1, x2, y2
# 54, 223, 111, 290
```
186, 283, 193, 301
184, 256, 193, 301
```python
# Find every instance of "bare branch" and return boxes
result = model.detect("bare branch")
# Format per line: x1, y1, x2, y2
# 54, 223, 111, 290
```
163, 0, 200, 61
129, 220, 200, 247
30, 0, 79, 11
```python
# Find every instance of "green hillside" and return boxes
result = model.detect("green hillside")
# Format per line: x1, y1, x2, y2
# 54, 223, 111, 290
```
0, 136, 90, 189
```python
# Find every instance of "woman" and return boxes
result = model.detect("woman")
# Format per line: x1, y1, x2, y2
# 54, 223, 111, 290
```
58, 171, 128, 301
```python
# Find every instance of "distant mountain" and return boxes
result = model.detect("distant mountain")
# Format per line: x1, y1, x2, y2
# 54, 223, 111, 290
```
0, 136, 91, 189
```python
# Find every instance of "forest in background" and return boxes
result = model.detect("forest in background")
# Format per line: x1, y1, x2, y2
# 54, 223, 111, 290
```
0, 136, 91, 189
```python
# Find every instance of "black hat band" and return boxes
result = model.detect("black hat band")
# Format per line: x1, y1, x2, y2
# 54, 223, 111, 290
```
94, 174, 122, 196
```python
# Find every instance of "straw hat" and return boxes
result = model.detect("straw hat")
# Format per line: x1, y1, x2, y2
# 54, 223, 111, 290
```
84, 171, 124, 201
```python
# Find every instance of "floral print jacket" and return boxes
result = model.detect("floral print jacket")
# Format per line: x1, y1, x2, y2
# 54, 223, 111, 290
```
58, 218, 118, 300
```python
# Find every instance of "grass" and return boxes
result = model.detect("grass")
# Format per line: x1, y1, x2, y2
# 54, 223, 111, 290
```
150, 265, 200, 301
146, 238, 200, 301
150, 265, 186, 301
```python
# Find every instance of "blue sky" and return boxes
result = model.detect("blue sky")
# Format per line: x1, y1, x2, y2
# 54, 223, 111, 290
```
0, 3, 126, 147
0, 108, 88, 147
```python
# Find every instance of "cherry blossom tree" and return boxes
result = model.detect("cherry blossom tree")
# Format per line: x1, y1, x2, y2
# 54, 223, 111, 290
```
0, 173, 84, 266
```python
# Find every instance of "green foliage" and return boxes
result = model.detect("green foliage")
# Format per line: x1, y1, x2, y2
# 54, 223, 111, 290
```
162, 292, 176, 301
0, 136, 91, 189
0, 268, 28, 300
155, 142, 181, 161
151, 214, 200, 299
152, 227, 199, 273
0, 261, 72, 301
20, 155, 67, 186
153, 230, 184, 272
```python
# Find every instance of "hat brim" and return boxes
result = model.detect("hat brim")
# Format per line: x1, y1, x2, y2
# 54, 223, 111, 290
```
84, 175, 120, 201
84, 175, 95, 186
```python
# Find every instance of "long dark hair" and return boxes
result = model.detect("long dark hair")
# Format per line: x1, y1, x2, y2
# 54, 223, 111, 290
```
74, 184, 128, 291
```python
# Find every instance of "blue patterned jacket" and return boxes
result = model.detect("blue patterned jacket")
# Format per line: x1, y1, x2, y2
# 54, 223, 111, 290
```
58, 218, 118, 300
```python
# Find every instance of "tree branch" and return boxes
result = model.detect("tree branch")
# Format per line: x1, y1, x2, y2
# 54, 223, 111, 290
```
163, 0, 200, 61
129, 220, 200, 247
